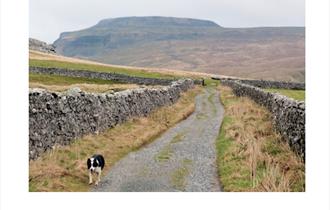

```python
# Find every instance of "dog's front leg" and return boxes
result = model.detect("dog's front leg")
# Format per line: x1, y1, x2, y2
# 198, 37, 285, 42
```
95, 171, 101, 186
89, 170, 93, 185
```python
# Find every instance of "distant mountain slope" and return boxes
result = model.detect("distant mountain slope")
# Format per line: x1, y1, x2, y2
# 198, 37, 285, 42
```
54, 16, 305, 82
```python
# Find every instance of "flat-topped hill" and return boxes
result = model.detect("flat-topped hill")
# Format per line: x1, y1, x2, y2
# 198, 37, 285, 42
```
53, 16, 305, 82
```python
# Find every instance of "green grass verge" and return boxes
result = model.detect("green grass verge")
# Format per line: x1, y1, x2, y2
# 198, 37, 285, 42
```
170, 132, 186, 144
170, 158, 192, 191
264, 88, 305, 101
216, 116, 253, 191
29, 73, 121, 86
207, 88, 217, 114
155, 145, 173, 162
216, 85, 305, 192
30, 59, 180, 80
204, 78, 220, 87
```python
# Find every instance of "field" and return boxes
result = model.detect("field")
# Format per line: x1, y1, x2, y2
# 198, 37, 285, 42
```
264, 88, 305, 101
216, 85, 305, 191
29, 73, 150, 93
30, 50, 214, 79
94, 38, 305, 82
30, 59, 179, 80
30, 73, 121, 86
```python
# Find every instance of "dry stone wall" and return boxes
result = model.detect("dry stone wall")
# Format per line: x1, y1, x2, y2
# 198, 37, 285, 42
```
30, 66, 174, 86
238, 79, 305, 90
221, 79, 305, 160
29, 79, 194, 160
212, 77, 305, 90
30, 66, 204, 86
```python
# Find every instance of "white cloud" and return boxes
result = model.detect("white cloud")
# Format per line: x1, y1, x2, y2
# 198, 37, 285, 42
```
29, 0, 305, 43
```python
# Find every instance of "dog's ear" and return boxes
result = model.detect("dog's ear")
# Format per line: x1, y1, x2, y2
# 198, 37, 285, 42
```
87, 158, 91, 169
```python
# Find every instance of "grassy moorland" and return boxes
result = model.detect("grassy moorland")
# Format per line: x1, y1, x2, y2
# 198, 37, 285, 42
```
52, 16, 305, 82
29, 56, 180, 92
216, 85, 305, 192
29, 87, 202, 192
29, 50, 212, 79
264, 88, 305, 101
29, 73, 144, 93
30, 59, 180, 80
29, 72, 121, 86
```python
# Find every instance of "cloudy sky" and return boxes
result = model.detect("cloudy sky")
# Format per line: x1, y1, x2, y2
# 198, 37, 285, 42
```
30, 0, 305, 43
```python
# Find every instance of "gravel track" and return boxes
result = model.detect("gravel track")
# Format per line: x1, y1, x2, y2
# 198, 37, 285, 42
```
93, 87, 224, 192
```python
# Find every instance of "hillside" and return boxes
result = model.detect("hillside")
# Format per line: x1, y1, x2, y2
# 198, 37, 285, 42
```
29, 38, 56, 54
29, 50, 217, 79
54, 16, 305, 82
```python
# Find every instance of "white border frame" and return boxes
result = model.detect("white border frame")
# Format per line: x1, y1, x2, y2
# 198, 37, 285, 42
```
1, 0, 329, 210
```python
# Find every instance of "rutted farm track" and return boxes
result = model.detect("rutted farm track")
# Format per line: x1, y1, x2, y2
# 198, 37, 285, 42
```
93, 87, 224, 192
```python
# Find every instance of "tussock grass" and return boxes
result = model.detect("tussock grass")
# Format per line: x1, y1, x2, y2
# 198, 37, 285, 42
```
155, 145, 173, 162
170, 158, 192, 191
155, 132, 186, 162
196, 113, 207, 120
216, 85, 305, 192
170, 132, 186, 144
264, 88, 305, 101
29, 87, 202, 192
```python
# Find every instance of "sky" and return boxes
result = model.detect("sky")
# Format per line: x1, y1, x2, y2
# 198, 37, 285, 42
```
29, 0, 305, 43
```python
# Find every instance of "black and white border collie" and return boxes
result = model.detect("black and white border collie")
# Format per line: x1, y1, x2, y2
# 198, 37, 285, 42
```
87, 154, 105, 186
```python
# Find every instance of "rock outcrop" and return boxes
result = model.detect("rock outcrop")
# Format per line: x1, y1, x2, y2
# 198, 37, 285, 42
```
29, 38, 56, 54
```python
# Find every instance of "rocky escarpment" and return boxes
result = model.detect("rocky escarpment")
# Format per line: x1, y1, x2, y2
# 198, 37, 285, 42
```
29, 79, 194, 160
221, 79, 305, 160
29, 38, 56, 54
